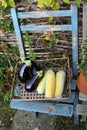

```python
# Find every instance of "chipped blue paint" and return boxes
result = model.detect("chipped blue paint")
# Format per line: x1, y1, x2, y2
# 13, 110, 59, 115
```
11, 8, 26, 57
20, 25, 72, 32
18, 10, 71, 19
10, 100, 73, 117
71, 4, 78, 77
71, 80, 77, 90
74, 91, 79, 124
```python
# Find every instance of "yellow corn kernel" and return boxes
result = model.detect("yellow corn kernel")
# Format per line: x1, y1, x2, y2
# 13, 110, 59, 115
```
45, 70, 55, 98
55, 70, 66, 97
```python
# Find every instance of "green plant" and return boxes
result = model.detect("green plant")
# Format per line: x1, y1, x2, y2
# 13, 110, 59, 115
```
1, 0, 15, 9
0, 104, 16, 127
0, 51, 19, 129
78, 38, 87, 80
25, 32, 36, 61
0, 42, 20, 104
38, 0, 60, 10
37, 0, 87, 10
0, 18, 14, 33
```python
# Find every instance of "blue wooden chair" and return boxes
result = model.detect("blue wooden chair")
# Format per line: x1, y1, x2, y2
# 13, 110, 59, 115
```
10, 3, 79, 124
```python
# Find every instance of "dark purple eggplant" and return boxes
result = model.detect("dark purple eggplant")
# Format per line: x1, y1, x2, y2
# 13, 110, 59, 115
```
25, 74, 39, 92
25, 70, 44, 92
18, 63, 33, 83
31, 61, 41, 75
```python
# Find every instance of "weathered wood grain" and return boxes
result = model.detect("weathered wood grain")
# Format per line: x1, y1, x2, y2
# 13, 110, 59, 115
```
10, 100, 73, 117
20, 25, 72, 32
18, 10, 71, 19
83, 3, 87, 39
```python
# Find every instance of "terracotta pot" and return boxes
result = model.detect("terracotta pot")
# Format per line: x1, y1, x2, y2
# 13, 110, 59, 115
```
77, 72, 87, 95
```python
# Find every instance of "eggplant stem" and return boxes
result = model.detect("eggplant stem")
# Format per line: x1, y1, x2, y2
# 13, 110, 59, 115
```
25, 60, 31, 66
20, 57, 32, 66
37, 70, 43, 78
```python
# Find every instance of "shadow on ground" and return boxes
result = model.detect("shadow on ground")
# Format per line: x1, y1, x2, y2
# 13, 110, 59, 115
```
0, 110, 86, 130
9, 110, 86, 130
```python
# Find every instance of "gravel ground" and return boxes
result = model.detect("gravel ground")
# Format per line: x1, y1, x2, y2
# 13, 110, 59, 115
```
1, 110, 87, 130
9, 110, 87, 130
10, 110, 57, 130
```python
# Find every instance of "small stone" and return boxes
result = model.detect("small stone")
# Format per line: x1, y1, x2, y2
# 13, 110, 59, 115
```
33, 127, 38, 130
38, 123, 41, 126
50, 121, 53, 125
0, 120, 2, 125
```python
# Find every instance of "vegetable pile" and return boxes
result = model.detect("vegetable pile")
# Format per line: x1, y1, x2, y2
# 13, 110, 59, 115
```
18, 60, 43, 92
37, 69, 66, 98
18, 61, 66, 98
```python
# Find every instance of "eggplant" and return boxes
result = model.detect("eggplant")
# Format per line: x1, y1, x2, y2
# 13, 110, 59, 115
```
18, 60, 43, 84
25, 74, 38, 92
25, 70, 44, 92
18, 63, 33, 83
31, 61, 41, 75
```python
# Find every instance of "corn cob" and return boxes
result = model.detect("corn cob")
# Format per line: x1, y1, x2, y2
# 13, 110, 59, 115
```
45, 69, 55, 98
55, 70, 66, 97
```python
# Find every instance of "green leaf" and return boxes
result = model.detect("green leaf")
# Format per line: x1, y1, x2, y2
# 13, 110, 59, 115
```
48, 17, 53, 21
43, 0, 53, 7
4, 92, 10, 103
20, 57, 25, 62
50, 0, 55, 8
1, 0, 7, 9
52, 2, 60, 10
63, 0, 70, 4
37, 0, 45, 8
75, 0, 81, 6
25, 60, 31, 66
55, 38, 59, 44
38, 0, 54, 8
7, 0, 15, 7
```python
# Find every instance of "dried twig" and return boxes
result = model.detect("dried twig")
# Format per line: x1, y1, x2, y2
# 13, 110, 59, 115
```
10, 62, 18, 99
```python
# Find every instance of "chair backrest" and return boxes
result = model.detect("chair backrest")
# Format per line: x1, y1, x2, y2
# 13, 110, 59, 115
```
11, 3, 78, 77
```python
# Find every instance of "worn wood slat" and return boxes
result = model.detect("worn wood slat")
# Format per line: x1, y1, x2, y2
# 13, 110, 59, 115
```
11, 8, 26, 57
10, 100, 73, 117
76, 104, 87, 116
26, 50, 62, 56
71, 4, 78, 77
83, 3, 87, 39
71, 80, 77, 91
73, 91, 79, 124
20, 25, 72, 32
18, 10, 71, 19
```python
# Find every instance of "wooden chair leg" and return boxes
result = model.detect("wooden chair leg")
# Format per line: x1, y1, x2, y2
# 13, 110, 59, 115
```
81, 101, 87, 122
31, 112, 37, 119
74, 92, 79, 125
